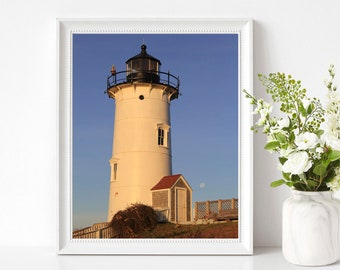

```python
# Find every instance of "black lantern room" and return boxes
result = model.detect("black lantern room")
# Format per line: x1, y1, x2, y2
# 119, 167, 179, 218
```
106, 44, 180, 100
126, 44, 161, 84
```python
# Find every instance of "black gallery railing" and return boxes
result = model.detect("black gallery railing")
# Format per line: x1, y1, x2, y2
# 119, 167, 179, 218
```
107, 70, 180, 91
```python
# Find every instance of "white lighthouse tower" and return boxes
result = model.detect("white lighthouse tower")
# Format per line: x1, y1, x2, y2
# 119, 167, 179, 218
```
106, 44, 180, 221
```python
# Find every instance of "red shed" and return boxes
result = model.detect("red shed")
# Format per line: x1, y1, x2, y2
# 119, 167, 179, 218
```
151, 174, 192, 223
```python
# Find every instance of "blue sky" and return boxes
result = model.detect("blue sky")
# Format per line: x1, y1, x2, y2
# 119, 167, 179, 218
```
72, 34, 239, 229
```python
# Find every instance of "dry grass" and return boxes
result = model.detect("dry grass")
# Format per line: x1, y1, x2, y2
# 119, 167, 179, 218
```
110, 204, 158, 238
109, 203, 238, 239
136, 221, 238, 238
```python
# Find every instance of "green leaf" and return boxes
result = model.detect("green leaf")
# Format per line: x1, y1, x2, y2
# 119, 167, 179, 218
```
279, 157, 288, 165
288, 132, 295, 143
285, 182, 294, 187
329, 150, 340, 162
270, 179, 286, 188
307, 103, 314, 114
315, 129, 324, 137
282, 171, 290, 180
325, 170, 336, 182
313, 163, 327, 177
264, 141, 280, 151
293, 182, 307, 191
291, 174, 301, 182
298, 103, 307, 117
306, 180, 318, 189
276, 133, 287, 143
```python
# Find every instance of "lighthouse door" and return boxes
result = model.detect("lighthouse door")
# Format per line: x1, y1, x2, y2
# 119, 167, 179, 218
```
176, 188, 186, 223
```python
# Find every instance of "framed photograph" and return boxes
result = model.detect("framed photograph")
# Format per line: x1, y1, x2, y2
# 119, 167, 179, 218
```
58, 19, 253, 255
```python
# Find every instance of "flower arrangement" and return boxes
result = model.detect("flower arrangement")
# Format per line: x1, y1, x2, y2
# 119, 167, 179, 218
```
243, 65, 340, 191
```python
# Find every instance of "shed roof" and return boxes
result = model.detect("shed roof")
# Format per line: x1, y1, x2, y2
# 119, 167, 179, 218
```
150, 174, 183, 191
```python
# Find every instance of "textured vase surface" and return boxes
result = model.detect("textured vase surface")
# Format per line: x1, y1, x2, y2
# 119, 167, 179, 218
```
282, 190, 340, 266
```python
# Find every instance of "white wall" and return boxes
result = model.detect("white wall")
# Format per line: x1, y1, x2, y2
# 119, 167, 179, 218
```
1, 0, 340, 247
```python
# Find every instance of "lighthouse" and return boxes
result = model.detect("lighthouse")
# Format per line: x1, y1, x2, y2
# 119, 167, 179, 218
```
106, 44, 180, 221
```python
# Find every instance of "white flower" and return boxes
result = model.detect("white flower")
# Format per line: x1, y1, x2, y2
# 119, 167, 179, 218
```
321, 132, 340, 151
323, 114, 340, 132
295, 132, 319, 150
257, 103, 273, 126
322, 88, 340, 150
281, 151, 313, 175
321, 117, 340, 151
252, 99, 262, 114
316, 147, 324, 154
314, 147, 324, 159
327, 168, 340, 191
301, 98, 311, 111
325, 90, 340, 110
261, 101, 273, 115
277, 117, 290, 129
263, 125, 271, 135
256, 102, 272, 126
279, 147, 294, 158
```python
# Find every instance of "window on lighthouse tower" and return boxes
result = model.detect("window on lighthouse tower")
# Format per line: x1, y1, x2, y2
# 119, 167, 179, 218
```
158, 128, 165, 146
109, 158, 119, 182
113, 163, 118, 180
157, 124, 170, 147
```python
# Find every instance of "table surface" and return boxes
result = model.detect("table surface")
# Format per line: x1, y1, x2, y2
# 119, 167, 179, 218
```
0, 247, 339, 270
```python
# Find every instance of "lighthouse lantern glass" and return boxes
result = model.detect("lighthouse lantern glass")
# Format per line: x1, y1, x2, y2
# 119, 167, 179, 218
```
126, 58, 159, 74
126, 58, 160, 83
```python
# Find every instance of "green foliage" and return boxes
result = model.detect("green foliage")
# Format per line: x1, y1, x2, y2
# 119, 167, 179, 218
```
329, 150, 340, 162
243, 65, 340, 192
270, 179, 286, 187
264, 141, 280, 151
258, 72, 324, 134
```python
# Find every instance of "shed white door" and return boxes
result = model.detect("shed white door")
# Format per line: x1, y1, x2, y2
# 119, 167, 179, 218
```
176, 188, 186, 223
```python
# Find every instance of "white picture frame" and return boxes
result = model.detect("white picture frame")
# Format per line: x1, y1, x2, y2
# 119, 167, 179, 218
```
57, 18, 253, 255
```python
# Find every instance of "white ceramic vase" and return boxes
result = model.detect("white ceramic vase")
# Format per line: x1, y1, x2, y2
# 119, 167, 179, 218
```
282, 190, 340, 266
